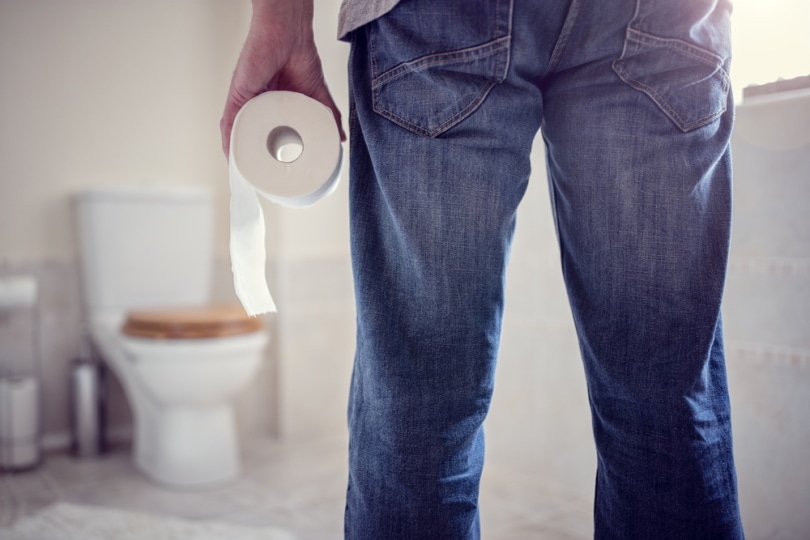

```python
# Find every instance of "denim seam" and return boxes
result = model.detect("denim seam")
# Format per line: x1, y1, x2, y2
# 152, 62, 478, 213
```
369, 24, 379, 81
612, 61, 728, 132
543, 134, 564, 268
495, 0, 503, 38
499, 0, 514, 80
368, 0, 513, 137
495, 0, 512, 84
371, 37, 511, 88
612, 25, 731, 132
545, 0, 582, 76
374, 80, 499, 137
493, 0, 511, 59
626, 28, 728, 71
635, 0, 651, 33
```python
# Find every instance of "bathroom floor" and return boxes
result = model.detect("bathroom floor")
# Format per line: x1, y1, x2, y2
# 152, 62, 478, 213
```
0, 435, 592, 539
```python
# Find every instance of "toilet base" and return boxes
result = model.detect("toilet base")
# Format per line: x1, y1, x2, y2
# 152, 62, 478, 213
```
135, 404, 240, 488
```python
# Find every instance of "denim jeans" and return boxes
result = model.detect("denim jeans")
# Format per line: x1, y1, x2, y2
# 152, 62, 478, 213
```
345, 0, 743, 538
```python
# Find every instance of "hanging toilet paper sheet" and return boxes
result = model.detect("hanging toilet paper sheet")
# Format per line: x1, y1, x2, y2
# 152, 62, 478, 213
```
229, 91, 343, 316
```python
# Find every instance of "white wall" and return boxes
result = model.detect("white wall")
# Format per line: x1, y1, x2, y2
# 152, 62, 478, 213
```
276, 0, 351, 262
0, 0, 353, 448
484, 142, 596, 504
723, 89, 810, 539
0, 0, 260, 442
270, 2, 356, 440
0, 0, 250, 261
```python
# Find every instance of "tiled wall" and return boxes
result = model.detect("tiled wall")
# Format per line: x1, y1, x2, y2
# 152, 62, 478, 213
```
486, 162, 596, 504
274, 257, 356, 441
722, 95, 810, 539
0, 257, 278, 449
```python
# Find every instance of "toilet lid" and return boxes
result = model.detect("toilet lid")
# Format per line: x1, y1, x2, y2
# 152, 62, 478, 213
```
121, 305, 263, 339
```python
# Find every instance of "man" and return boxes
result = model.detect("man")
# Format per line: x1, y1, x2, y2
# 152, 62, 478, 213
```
222, 0, 744, 538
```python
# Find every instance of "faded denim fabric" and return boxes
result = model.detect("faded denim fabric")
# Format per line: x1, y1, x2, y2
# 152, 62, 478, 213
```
345, 0, 743, 538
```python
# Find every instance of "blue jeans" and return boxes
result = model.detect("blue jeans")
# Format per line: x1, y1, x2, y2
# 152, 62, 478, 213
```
345, 0, 743, 538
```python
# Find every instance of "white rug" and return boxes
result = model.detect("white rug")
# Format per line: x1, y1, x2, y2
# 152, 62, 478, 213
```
2, 502, 296, 540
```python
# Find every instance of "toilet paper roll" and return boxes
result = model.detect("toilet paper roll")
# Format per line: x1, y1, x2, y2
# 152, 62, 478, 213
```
0, 276, 38, 310
0, 377, 39, 440
229, 91, 343, 316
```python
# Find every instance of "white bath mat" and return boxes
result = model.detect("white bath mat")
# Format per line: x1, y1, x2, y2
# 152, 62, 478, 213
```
2, 502, 296, 540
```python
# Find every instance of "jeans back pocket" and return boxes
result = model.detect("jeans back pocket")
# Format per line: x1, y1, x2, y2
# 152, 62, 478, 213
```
612, 26, 731, 133
369, 0, 513, 138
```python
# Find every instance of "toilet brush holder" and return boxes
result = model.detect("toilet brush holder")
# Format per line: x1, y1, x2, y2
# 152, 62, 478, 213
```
70, 358, 105, 457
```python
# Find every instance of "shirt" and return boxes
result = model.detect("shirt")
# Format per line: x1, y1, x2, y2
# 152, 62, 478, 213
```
337, 0, 400, 41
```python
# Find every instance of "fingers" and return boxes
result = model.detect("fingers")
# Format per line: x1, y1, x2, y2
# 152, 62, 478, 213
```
221, 54, 280, 154
220, 24, 287, 156
279, 50, 346, 142
221, 88, 259, 157
220, 3, 346, 157
309, 82, 347, 142
220, 96, 240, 156
221, 75, 270, 156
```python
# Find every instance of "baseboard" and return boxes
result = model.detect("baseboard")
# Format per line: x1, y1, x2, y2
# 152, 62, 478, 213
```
41, 431, 71, 452
41, 425, 133, 452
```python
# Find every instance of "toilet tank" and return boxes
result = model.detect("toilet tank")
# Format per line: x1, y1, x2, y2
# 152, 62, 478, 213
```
76, 186, 214, 311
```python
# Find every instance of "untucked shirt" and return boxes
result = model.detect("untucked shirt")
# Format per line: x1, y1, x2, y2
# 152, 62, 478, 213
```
338, 0, 400, 40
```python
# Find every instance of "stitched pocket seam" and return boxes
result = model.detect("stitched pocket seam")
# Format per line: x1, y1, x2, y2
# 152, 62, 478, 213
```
613, 29, 730, 132
372, 35, 511, 89
627, 28, 728, 72
374, 80, 500, 137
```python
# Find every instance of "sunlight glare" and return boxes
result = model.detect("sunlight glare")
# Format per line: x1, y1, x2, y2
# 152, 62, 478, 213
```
731, 0, 810, 99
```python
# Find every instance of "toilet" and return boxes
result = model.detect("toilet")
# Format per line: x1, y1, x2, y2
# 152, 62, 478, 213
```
75, 186, 268, 488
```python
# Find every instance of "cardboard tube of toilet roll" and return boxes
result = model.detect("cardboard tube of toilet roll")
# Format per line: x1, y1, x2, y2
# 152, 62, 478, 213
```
228, 91, 343, 316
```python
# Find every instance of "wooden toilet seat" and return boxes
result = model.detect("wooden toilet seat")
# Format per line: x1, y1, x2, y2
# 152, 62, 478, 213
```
121, 305, 263, 339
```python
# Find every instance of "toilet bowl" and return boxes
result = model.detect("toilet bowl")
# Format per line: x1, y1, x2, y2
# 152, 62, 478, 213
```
75, 186, 269, 488
90, 307, 267, 488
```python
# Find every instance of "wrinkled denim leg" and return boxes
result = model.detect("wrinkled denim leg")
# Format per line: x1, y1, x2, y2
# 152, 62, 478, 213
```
345, 2, 549, 536
346, 0, 743, 538
540, 2, 742, 538
346, 6, 543, 537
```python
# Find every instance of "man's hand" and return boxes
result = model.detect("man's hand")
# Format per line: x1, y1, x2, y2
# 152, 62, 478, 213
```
220, 0, 345, 156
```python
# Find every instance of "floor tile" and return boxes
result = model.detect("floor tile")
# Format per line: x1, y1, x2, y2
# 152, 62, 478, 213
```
1, 467, 57, 501
491, 520, 583, 540
39, 444, 135, 492
539, 507, 594, 540
59, 472, 248, 521
1, 435, 594, 539
0, 473, 60, 527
